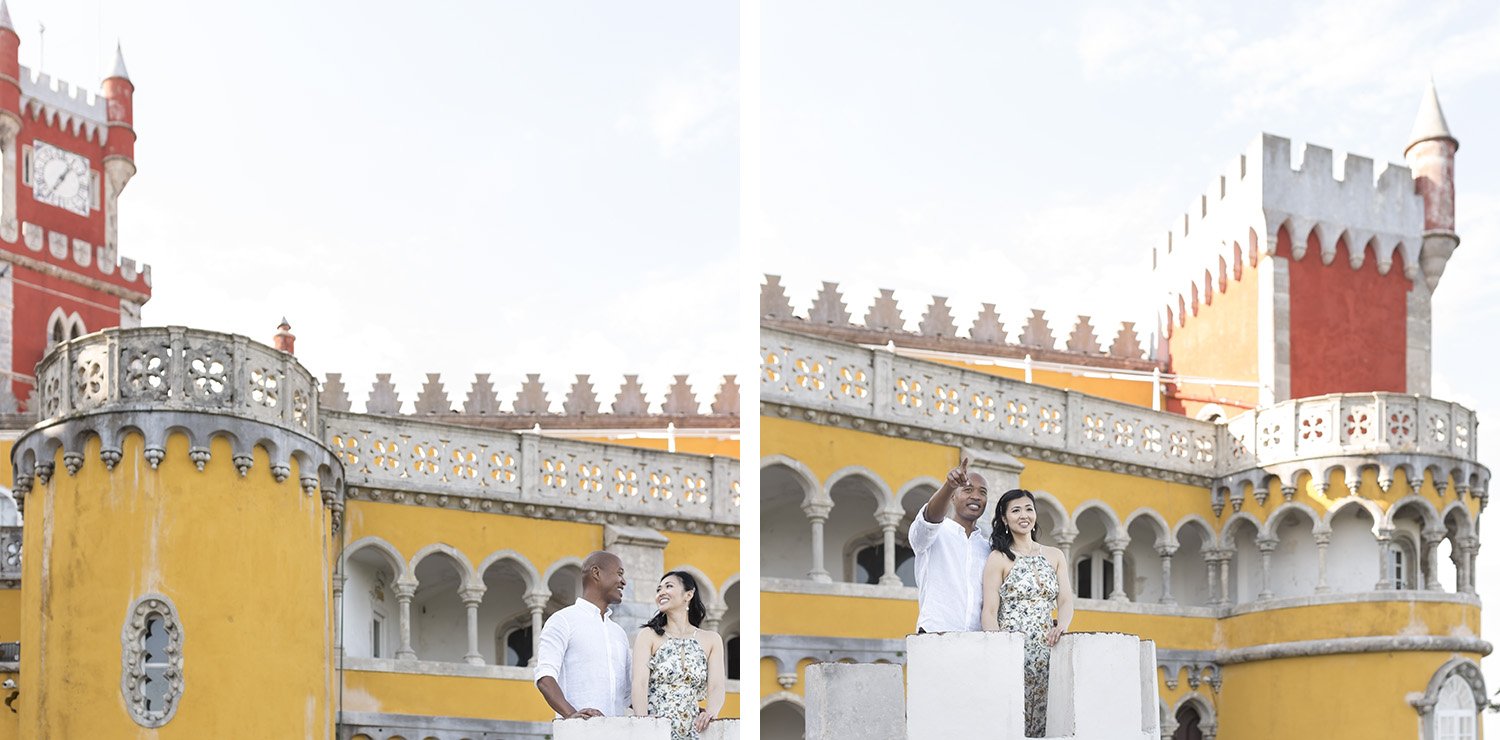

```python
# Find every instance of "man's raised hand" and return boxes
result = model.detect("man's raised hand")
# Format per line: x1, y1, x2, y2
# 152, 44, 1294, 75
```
945, 457, 971, 490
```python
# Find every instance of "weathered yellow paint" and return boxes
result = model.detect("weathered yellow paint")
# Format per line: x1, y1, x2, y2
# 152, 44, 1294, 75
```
21, 433, 336, 737
0, 590, 19, 642
758, 656, 822, 700
1221, 600, 1479, 647
763, 591, 917, 639
0, 437, 14, 488
575, 437, 740, 460
1215, 651, 1481, 737
344, 500, 603, 578
344, 669, 739, 721
663, 532, 740, 594
1018, 458, 1212, 526
928, 359, 1159, 409
762, 417, 956, 497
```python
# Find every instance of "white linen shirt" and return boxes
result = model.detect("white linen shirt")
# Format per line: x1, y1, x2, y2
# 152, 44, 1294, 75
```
908, 502, 991, 632
534, 598, 632, 716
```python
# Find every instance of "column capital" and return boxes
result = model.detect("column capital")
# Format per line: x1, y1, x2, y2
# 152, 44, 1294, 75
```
875, 509, 905, 528
1313, 530, 1333, 546
1052, 529, 1078, 547
460, 585, 486, 605
394, 581, 417, 600
523, 591, 551, 611
803, 500, 832, 520
1104, 535, 1131, 553
1255, 536, 1279, 553
1420, 528, 1447, 545
1154, 544, 1178, 558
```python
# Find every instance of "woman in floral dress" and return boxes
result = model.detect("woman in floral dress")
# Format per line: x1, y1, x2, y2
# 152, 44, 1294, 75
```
631, 571, 726, 739
981, 489, 1075, 738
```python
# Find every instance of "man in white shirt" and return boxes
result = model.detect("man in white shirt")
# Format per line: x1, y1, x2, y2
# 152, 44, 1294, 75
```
908, 458, 991, 632
534, 550, 633, 718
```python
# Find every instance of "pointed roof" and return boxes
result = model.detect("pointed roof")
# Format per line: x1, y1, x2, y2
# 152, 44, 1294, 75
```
1407, 78, 1456, 153
0, 2, 14, 33
108, 42, 130, 81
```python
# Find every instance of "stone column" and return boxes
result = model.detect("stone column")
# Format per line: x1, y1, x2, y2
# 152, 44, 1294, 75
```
1105, 535, 1130, 602
1204, 549, 1225, 607
1053, 529, 1077, 571
1421, 528, 1445, 591
395, 580, 417, 660
703, 604, 727, 635
461, 585, 486, 666
1255, 536, 1278, 601
1374, 529, 1395, 590
1218, 550, 1232, 605
332, 574, 346, 660
1313, 530, 1332, 594
1155, 544, 1177, 605
876, 510, 904, 586
524, 591, 549, 667
804, 501, 833, 583
1458, 536, 1479, 594
604, 524, 672, 631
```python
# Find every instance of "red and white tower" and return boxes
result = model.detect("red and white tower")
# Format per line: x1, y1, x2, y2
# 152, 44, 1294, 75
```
0, 1, 150, 409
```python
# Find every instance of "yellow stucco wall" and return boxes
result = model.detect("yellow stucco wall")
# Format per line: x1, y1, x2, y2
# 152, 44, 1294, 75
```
344, 670, 740, 722
762, 417, 955, 497
21, 433, 336, 737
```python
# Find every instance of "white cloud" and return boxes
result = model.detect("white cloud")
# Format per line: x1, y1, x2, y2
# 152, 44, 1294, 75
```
619, 65, 737, 158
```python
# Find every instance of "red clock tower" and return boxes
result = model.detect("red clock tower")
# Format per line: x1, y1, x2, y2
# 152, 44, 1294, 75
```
0, 1, 150, 410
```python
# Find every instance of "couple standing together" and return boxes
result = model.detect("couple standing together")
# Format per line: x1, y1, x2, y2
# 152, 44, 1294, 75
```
533, 551, 727, 740
911, 460, 1075, 737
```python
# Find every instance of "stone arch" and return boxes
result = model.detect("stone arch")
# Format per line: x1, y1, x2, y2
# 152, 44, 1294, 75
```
1440, 501, 1475, 538
1123, 508, 1173, 547
895, 476, 943, 518
824, 466, 895, 512
1325, 496, 1383, 533
342, 536, 409, 583
476, 550, 542, 595
1173, 515, 1217, 548
762, 692, 806, 740
1265, 501, 1323, 535
1415, 657, 1486, 740
761, 455, 820, 507
1172, 515, 1216, 606
1218, 511, 1264, 545
408, 543, 477, 590
1069, 499, 1122, 537
543, 556, 585, 587
1172, 692, 1218, 738
1385, 495, 1442, 530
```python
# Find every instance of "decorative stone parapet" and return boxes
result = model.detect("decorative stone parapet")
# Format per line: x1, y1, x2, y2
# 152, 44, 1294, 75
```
762, 275, 1155, 368
31, 326, 318, 432
0, 526, 18, 586
337, 712, 552, 740
330, 411, 739, 531
763, 327, 1219, 485
320, 372, 738, 429
11, 327, 343, 526
1221, 392, 1487, 507
764, 328, 1489, 499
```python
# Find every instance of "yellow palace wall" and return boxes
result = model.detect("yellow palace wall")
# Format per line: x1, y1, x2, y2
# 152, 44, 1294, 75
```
760, 414, 1482, 732
342, 498, 742, 721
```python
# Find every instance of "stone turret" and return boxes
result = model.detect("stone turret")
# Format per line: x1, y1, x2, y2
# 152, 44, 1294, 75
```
1404, 80, 1459, 292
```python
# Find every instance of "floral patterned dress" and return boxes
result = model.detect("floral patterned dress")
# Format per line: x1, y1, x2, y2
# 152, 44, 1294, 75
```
648, 634, 709, 740
999, 554, 1059, 738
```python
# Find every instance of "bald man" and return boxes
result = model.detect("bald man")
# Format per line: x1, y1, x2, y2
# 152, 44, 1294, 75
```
908, 459, 991, 632
535, 551, 632, 718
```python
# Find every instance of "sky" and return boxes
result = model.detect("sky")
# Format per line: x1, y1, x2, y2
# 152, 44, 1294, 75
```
761, 0, 1500, 720
19, 0, 738, 414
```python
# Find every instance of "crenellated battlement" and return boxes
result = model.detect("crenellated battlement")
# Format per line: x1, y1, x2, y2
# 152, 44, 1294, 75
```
16, 221, 151, 294
18, 66, 111, 143
320, 371, 739, 428
762, 275, 1155, 369
1154, 133, 1427, 330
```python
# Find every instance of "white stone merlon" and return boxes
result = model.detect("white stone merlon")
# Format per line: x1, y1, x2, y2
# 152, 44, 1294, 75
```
19, 67, 110, 142
1154, 133, 1426, 331
804, 662, 905, 740
907, 631, 1024, 738
1045, 633, 1158, 739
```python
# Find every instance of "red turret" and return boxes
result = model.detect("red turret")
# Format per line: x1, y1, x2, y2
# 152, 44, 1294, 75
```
0, 2, 18, 115
1404, 80, 1459, 292
101, 43, 135, 163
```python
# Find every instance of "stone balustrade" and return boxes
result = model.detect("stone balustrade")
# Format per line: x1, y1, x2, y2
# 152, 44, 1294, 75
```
763, 327, 1487, 497
552, 716, 740, 740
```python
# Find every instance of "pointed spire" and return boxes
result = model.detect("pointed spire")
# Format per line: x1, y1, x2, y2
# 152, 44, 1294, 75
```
0, 2, 14, 33
1407, 78, 1455, 153
109, 41, 131, 81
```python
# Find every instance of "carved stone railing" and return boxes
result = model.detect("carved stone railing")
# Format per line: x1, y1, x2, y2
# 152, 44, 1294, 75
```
763, 328, 1488, 496
327, 411, 740, 529
1219, 392, 1487, 508
32, 326, 318, 432
762, 327, 1218, 484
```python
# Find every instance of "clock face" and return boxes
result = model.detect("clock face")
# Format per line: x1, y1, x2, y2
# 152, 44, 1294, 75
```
32, 142, 91, 217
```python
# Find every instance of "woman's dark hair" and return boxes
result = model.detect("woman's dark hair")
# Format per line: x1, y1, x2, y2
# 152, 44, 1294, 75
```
990, 489, 1037, 561
642, 571, 707, 635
